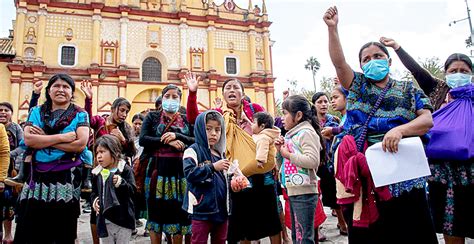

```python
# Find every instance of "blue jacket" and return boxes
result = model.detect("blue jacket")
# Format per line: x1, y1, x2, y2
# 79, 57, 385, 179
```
182, 110, 230, 218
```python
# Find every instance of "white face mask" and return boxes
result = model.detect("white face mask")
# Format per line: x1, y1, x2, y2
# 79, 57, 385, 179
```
445, 73, 472, 89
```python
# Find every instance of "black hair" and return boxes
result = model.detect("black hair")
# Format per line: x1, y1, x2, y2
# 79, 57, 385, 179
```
253, 112, 274, 129
333, 86, 348, 98
94, 134, 123, 164
0, 102, 14, 113
205, 111, 222, 125
111, 97, 131, 110
358, 42, 390, 63
444, 53, 473, 72
132, 113, 145, 122
44, 73, 76, 109
282, 95, 326, 163
155, 95, 163, 109
162, 84, 182, 99
109, 97, 135, 157
311, 92, 329, 104
243, 95, 252, 103
222, 79, 244, 93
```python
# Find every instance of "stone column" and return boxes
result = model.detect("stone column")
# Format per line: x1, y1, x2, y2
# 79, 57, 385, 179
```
266, 86, 275, 115
91, 13, 102, 65
179, 23, 188, 68
36, 7, 47, 61
248, 30, 257, 73
207, 26, 216, 71
92, 82, 99, 114
263, 32, 271, 74
119, 16, 128, 66
10, 79, 21, 121
14, 7, 27, 58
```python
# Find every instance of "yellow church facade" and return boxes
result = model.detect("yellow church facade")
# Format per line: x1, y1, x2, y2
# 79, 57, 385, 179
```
0, 0, 275, 122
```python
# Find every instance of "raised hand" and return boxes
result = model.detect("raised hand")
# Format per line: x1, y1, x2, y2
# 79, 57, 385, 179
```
214, 97, 223, 109
283, 89, 289, 101
323, 6, 339, 27
33, 80, 43, 95
380, 37, 400, 50
184, 72, 200, 92
80, 80, 93, 99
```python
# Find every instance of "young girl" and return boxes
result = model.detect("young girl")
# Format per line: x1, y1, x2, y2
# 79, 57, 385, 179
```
276, 95, 324, 244
92, 135, 136, 244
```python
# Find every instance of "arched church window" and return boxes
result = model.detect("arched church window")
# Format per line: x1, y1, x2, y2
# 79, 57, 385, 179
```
142, 57, 162, 82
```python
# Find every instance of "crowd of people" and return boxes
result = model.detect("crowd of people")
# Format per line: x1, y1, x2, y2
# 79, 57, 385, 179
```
0, 5, 472, 244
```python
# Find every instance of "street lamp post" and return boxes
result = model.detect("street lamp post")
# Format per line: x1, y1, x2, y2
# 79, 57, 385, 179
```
449, 0, 474, 54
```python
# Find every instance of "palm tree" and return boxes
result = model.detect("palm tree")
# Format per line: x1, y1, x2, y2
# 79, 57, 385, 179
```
305, 56, 321, 91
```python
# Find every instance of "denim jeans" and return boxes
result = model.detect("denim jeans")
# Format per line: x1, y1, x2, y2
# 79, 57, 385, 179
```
289, 193, 318, 244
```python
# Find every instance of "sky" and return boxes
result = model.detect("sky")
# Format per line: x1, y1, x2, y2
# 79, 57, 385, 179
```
1, 0, 473, 99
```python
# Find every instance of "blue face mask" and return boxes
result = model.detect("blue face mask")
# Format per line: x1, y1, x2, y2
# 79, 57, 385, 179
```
162, 99, 180, 113
445, 73, 472, 88
362, 59, 390, 82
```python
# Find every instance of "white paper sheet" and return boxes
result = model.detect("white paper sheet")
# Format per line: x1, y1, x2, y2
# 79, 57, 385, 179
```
365, 137, 431, 187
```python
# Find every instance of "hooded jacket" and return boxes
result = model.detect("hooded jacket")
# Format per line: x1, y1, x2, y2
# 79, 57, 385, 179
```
91, 160, 136, 237
280, 121, 321, 196
182, 110, 230, 220
253, 127, 280, 164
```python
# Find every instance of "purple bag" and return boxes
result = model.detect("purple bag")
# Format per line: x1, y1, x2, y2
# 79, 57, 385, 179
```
426, 84, 474, 161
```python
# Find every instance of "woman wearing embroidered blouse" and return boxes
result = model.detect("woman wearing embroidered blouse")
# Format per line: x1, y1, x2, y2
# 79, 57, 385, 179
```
185, 73, 282, 244
139, 84, 194, 244
382, 37, 474, 244
324, 6, 437, 244
14, 74, 92, 243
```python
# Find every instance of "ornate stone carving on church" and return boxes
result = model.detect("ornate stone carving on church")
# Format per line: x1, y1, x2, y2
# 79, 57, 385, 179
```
215, 30, 248, 51
28, 16, 37, 23
253, 5, 261, 15
101, 19, 120, 43
161, 24, 180, 69
190, 48, 204, 71
98, 85, 118, 111
46, 14, 92, 40
101, 40, 119, 67
24, 47, 35, 60
147, 25, 161, 48
187, 27, 208, 51
224, 0, 236, 11
65, 28, 73, 41
25, 27, 37, 43
126, 21, 147, 67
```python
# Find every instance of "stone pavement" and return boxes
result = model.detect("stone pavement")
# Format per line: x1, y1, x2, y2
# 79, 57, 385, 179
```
76, 201, 474, 244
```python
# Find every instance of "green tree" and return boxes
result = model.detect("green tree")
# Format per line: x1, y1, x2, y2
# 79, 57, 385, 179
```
402, 57, 444, 84
320, 76, 335, 94
304, 56, 320, 91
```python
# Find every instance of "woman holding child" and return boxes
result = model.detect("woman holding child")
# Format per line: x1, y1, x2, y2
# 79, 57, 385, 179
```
185, 73, 282, 243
